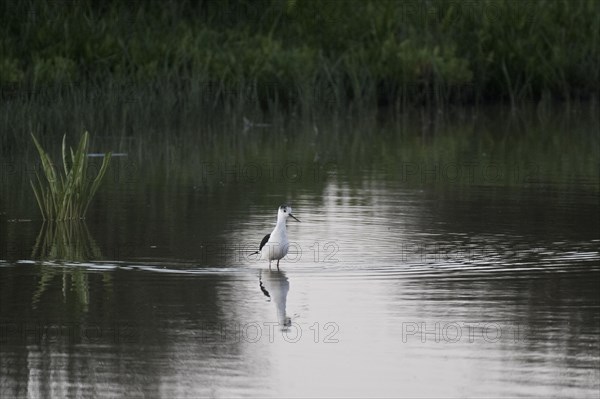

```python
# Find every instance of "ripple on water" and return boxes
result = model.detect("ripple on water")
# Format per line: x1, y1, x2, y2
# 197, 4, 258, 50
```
9, 237, 598, 283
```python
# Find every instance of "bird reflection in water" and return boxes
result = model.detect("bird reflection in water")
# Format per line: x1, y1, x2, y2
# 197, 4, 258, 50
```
259, 269, 291, 329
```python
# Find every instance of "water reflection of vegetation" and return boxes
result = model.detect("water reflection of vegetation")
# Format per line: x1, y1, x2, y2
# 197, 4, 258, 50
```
31, 265, 90, 315
0, 106, 597, 229
105, 106, 599, 192
32, 221, 103, 261
30, 221, 105, 314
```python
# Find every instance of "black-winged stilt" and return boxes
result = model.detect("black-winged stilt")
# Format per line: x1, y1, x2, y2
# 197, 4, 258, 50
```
252, 204, 300, 270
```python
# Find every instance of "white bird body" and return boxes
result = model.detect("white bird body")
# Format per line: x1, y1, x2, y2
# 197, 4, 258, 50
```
254, 205, 300, 269
261, 222, 289, 261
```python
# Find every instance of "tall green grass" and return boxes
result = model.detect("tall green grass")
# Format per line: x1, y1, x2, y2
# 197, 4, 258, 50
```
30, 132, 111, 221
1, 0, 598, 110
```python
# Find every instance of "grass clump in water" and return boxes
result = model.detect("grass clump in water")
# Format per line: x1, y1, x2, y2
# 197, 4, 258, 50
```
30, 131, 111, 221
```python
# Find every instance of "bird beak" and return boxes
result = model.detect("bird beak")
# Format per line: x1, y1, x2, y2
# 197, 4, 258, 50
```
290, 213, 300, 222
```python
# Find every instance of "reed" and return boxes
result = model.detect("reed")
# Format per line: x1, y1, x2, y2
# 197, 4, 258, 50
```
1, 0, 597, 112
30, 132, 111, 221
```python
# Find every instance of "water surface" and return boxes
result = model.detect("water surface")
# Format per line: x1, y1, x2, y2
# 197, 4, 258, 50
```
1, 108, 599, 397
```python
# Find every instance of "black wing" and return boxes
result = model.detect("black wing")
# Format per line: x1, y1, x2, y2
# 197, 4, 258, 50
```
258, 233, 270, 251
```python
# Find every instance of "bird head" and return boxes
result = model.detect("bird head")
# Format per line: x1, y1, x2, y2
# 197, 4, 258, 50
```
278, 204, 300, 222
